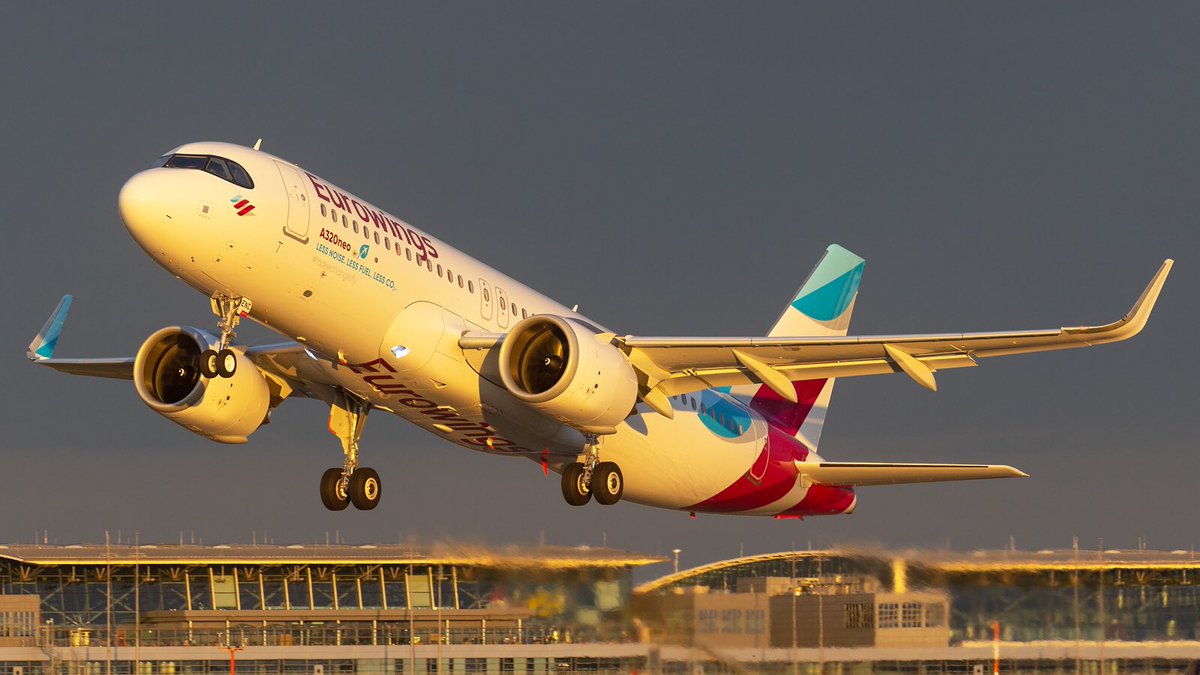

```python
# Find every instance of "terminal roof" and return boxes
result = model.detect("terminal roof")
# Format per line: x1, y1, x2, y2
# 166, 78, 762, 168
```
0, 543, 665, 569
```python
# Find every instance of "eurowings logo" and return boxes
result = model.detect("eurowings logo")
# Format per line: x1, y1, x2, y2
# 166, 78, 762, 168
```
230, 195, 256, 216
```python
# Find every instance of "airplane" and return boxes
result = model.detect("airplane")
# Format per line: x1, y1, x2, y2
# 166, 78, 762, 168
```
27, 141, 1173, 516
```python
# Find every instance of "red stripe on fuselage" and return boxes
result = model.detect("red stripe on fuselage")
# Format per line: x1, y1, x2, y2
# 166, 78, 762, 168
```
688, 424, 810, 513
780, 484, 856, 516
748, 379, 827, 436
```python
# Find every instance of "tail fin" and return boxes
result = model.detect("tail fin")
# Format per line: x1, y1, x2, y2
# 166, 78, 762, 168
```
731, 244, 864, 451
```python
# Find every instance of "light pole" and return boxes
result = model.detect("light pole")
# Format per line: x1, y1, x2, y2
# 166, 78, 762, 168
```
672, 549, 681, 575
223, 645, 244, 675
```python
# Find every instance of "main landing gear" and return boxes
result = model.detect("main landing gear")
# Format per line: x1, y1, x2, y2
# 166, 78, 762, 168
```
321, 391, 382, 511
561, 434, 623, 507
199, 293, 253, 379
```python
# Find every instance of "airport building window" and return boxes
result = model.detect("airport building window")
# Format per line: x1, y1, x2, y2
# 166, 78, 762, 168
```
159, 154, 254, 189
902, 602, 923, 627
878, 602, 899, 628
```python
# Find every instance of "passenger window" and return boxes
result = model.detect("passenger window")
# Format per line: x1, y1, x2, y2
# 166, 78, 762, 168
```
468, 280, 475, 293
499, 297, 507, 311
374, 231, 380, 245
457, 275, 463, 288
521, 309, 527, 319
405, 249, 412, 261
330, 209, 337, 223
690, 399, 697, 411
320, 204, 327, 217
511, 303, 517, 316
437, 264, 443, 276
342, 215, 348, 228
482, 288, 490, 302
352, 221, 359, 234
447, 269, 454, 284
384, 236, 390, 250
427, 259, 433, 271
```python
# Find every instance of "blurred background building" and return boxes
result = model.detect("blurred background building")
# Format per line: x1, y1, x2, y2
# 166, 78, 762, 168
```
2, 544, 1200, 673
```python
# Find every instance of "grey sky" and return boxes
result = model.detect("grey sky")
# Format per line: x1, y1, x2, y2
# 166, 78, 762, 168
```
1, 3, 1195, 578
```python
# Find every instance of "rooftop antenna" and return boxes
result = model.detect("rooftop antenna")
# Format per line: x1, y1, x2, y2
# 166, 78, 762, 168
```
253, 138, 263, 151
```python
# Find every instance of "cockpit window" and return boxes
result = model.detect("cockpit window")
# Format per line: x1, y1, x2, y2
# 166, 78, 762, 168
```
165, 155, 208, 170
228, 162, 252, 189
205, 157, 231, 181
156, 153, 255, 189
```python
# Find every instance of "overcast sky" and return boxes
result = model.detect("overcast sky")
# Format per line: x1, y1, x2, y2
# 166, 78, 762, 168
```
0, 3, 1195, 580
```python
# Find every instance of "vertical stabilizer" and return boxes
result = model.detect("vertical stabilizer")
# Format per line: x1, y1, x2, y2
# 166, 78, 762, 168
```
732, 244, 864, 452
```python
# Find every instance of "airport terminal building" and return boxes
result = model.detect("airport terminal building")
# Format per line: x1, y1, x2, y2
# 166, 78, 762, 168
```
2, 543, 1200, 673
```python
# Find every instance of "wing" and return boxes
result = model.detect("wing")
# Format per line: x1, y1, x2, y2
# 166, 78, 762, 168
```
617, 259, 1172, 400
797, 461, 1028, 486
27, 295, 338, 401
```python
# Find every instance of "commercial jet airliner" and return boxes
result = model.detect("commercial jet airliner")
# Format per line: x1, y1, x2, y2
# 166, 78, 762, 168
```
27, 141, 1173, 515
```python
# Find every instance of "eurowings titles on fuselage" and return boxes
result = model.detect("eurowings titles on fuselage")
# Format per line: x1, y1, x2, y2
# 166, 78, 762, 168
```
26, 141, 1172, 516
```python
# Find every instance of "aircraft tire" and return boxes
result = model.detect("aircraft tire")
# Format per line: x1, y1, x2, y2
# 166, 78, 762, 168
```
216, 349, 238, 378
320, 468, 350, 511
349, 468, 382, 510
593, 462, 623, 505
561, 463, 592, 506
199, 349, 220, 379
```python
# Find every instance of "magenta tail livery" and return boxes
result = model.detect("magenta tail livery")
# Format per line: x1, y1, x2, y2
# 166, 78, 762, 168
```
27, 142, 1173, 515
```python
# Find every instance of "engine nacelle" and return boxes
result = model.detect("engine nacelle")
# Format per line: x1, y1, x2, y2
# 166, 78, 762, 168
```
133, 326, 271, 444
498, 315, 639, 434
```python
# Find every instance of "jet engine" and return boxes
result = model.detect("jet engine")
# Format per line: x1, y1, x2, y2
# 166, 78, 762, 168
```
133, 326, 271, 443
498, 315, 638, 434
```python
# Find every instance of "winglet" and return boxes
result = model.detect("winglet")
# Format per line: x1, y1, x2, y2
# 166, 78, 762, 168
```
27, 295, 73, 361
1067, 259, 1173, 343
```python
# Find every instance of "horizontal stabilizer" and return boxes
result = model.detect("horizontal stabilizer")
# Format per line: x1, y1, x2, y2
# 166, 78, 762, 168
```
796, 461, 1028, 486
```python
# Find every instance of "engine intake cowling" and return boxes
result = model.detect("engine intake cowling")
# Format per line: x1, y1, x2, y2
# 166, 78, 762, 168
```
133, 326, 271, 443
498, 315, 638, 434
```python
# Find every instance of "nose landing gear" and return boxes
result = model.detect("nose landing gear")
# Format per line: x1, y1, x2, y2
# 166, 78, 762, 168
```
560, 434, 623, 506
199, 293, 253, 379
323, 391, 382, 511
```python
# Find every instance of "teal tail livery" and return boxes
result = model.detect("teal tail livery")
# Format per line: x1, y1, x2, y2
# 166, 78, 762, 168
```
770, 243, 864, 338
730, 244, 865, 452
24, 140, 1174, 515
27, 294, 72, 361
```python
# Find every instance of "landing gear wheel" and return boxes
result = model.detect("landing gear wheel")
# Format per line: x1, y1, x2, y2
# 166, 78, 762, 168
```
592, 462, 623, 505
216, 349, 238, 378
320, 468, 350, 511
349, 467, 382, 510
561, 462, 592, 506
199, 350, 219, 378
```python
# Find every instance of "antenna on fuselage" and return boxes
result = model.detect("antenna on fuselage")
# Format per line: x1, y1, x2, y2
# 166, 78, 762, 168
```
253, 138, 263, 151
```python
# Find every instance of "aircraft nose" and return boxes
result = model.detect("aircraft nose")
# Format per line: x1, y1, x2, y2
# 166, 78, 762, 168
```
119, 169, 173, 246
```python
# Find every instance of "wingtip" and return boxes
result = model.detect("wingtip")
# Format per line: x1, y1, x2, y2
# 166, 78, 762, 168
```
27, 294, 74, 361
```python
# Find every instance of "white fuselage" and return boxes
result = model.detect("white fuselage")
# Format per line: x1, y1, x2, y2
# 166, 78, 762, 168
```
118, 142, 851, 517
